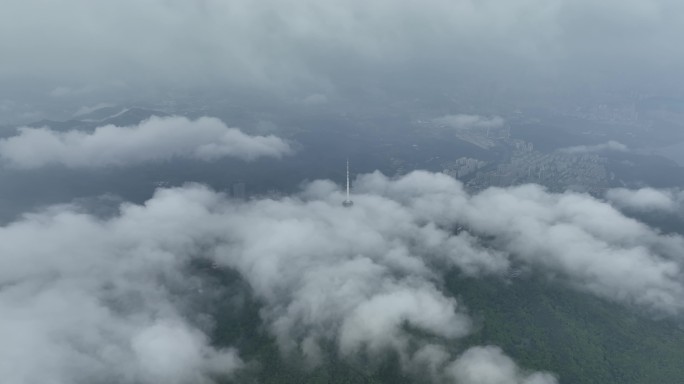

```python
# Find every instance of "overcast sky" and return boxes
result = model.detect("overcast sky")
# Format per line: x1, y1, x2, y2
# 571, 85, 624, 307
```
2, 0, 684, 121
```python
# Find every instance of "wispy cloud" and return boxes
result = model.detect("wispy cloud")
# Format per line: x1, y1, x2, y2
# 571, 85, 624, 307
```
433, 114, 505, 130
558, 140, 628, 154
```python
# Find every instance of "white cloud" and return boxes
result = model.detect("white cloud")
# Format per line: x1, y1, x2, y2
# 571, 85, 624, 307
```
72, 102, 116, 117
606, 187, 679, 212
0, 187, 243, 383
353, 172, 684, 313
132, 321, 242, 384
433, 114, 505, 130
446, 346, 558, 384
2, 171, 683, 382
301, 93, 329, 106
558, 140, 628, 154
49, 85, 98, 98
0, 116, 293, 168
337, 284, 471, 355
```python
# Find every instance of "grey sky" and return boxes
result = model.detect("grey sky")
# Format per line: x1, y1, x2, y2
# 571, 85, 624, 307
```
1, 0, 683, 114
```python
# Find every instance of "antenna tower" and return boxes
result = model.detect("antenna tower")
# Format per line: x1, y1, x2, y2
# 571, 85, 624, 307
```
343, 159, 353, 207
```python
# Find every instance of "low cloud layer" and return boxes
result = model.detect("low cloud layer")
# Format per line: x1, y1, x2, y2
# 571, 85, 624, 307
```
0, 116, 293, 168
446, 346, 559, 384
0, 191, 243, 383
558, 140, 628, 154
433, 114, 505, 130
3, 171, 684, 382
607, 187, 676, 211
606, 187, 684, 215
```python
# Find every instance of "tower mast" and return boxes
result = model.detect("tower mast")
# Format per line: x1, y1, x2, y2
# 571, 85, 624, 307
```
346, 159, 350, 201
343, 159, 354, 207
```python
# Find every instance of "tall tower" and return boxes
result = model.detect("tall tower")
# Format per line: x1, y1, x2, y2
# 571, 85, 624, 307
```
232, 182, 246, 200
342, 159, 354, 207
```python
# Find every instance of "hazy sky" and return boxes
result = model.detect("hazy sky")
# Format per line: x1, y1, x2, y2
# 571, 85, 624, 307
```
2, 0, 683, 120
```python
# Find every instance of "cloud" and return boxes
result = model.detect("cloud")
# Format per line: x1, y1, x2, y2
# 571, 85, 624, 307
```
2, 171, 683, 382
407, 345, 559, 384
446, 346, 559, 384
606, 187, 679, 212
0, 187, 243, 383
49, 85, 98, 98
132, 321, 243, 384
0, 175, 534, 383
0, 116, 293, 168
558, 140, 628, 154
354, 171, 684, 313
2, 0, 683, 108
462, 185, 684, 313
72, 102, 117, 118
301, 93, 329, 106
433, 114, 505, 130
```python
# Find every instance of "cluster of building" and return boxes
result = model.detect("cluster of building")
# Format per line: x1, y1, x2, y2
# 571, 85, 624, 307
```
442, 157, 488, 179
465, 148, 611, 194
